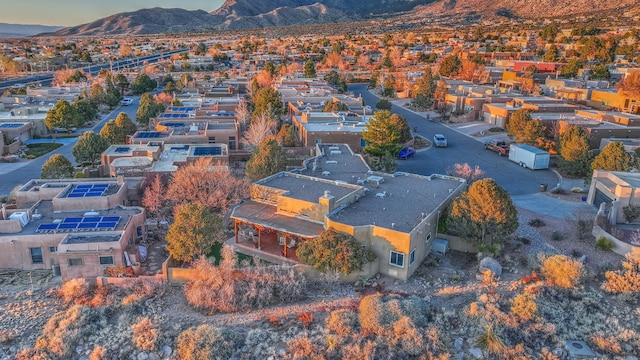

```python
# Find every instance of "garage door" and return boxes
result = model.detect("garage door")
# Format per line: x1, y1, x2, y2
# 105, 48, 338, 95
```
593, 189, 613, 209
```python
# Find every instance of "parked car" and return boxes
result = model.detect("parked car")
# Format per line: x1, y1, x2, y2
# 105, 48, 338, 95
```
484, 140, 509, 156
433, 134, 448, 147
121, 98, 133, 106
397, 147, 416, 159
52, 127, 77, 133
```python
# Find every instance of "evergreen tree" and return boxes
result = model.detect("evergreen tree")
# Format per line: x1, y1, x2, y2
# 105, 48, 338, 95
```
72, 98, 97, 126
100, 120, 126, 144
304, 59, 316, 78
252, 87, 284, 120
506, 110, 546, 146
375, 98, 392, 111
166, 203, 224, 263
41, 154, 74, 179
438, 54, 462, 78
296, 228, 376, 275
244, 138, 287, 182
72, 131, 110, 166
447, 178, 518, 245
362, 110, 402, 160
115, 112, 137, 135
592, 141, 633, 172
131, 74, 157, 95
591, 64, 611, 80
413, 67, 436, 108
45, 99, 81, 132
558, 125, 592, 177
323, 101, 349, 112
136, 93, 165, 125
113, 73, 130, 95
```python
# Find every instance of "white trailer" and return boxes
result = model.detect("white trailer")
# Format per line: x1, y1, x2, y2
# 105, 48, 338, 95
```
508, 144, 550, 170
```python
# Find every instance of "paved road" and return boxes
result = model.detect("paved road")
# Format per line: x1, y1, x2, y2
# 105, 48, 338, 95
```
349, 83, 559, 195
0, 98, 140, 195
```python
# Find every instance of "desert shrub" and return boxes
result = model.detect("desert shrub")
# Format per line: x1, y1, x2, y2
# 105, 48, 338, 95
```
131, 317, 158, 351
57, 278, 103, 306
595, 236, 614, 251
476, 325, 505, 355
88, 346, 107, 360
623, 204, 640, 223
184, 246, 306, 313
571, 187, 585, 193
576, 218, 593, 240
541, 255, 583, 289
287, 337, 318, 359
326, 309, 359, 337
510, 293, 537, 321
527, 218, 545, 227
341, 340, 378, 359
602, 248, 640, 294
358, 294, 430, 335
35, 305, 89, 357
390, 316, 426, 356
550, 187, 566, 195
15, 349, 52, 360
177, 324, 235, 360
551, 230, 563, 241
590, 334, 622, 354
121, 281, 161, 306
298, 312, 314, 328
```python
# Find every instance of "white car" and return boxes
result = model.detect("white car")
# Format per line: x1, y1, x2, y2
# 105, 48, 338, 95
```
121, 98, 133, 106
433, 134, 448, 147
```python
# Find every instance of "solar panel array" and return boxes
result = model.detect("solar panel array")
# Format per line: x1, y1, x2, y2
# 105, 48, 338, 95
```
67, 184, 109, 198
36, 216, 121, 233
168, 107, 196, 112
136, 132, 163, 138
114, 147, 130, 153
159, 113, 189, 118
0, 123, 22, 128
193, 147, 222, 156
161, 122, 186, 127
171, 145, 189, 151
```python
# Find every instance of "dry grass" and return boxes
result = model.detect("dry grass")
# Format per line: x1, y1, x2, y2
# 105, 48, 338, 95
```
540, 255, 583, 289
602, 248, 640, 295
131, 317, 158, 351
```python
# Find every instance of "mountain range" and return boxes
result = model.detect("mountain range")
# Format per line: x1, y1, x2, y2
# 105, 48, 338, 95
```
0, 23, 63, 38
45, 0, 640, 36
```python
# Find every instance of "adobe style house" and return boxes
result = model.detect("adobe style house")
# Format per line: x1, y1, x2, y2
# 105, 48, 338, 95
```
0, 178, 147, 281
230, 144, 466, 280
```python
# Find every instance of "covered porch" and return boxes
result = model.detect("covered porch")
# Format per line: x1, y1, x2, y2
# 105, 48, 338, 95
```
230, 201, 325, 263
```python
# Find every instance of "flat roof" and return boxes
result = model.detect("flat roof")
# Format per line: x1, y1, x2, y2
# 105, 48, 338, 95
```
231, 201, 325, 238
258, 173, 359, 203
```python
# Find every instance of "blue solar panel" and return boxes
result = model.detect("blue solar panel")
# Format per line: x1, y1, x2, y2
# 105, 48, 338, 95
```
193, 147, 222, 156
97, 222, 117, 229
68, 193, 84, 198
91, 184, 108, 189
0, 123, 22, 128
114, 147, 130, 153
37, 224, 58, 231
78, 223, 97, 229
63, 217, 83, 223
102, 216, 120, 222
76, 185, 92, 189
82, 217, 101, 223
84, 192, 102, 197
163, 122, 185, 127
58, 223, 78, 230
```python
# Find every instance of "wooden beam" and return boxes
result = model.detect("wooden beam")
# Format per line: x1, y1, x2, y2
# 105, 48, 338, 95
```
283, 234, 287, 257
234, 221, 238, 243
258, 228, 262, 250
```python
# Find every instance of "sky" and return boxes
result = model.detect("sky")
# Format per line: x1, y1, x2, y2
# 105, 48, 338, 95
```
0, 0, 226, 26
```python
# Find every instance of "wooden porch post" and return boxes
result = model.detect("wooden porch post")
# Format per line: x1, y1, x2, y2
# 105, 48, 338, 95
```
283, 234, 288, 257
258, 228, 262, 250
234, 221, 238, 243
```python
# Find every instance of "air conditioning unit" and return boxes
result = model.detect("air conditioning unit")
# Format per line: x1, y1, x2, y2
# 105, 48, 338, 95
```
431, 239, 449, 255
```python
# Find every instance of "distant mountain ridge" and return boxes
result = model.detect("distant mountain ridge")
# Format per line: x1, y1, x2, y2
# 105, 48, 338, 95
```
0, 23, 63, 38
48, 0, 640, 36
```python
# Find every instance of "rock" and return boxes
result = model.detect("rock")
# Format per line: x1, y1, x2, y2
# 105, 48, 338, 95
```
148, 353, 161, 360
469, 347, 483, 359
627, 357, 638, 360
277, 348, 286, 356
454, 338, 464, 351
161, 345, 172, 358
624, 344, 633, 352
479, 257, 502, 277
137, 352, 149, 360
76, 345, 85, 355
552, 347, 566, 359
78, 356, 88, 360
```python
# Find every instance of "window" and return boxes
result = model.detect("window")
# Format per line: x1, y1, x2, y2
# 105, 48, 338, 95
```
68, 258, 83, 267
409, 249, 416, 265
389, 251, 405, 268
30, 247, 43, 264
130, 200, 139, 206
426, 232, 432, 242
229, 136, 236, 150
99, 256, 114, 265
49, 246, 58, 253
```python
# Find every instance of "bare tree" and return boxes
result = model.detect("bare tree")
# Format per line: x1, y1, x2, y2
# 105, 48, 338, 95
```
446, 163, 485, 184
142, 174, 169, 221
241, 113, 276, 152
235, 98, 251, 131
165, 158, 249, 215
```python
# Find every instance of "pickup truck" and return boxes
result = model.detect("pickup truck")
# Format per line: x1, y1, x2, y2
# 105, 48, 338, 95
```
484, 140, 509, 156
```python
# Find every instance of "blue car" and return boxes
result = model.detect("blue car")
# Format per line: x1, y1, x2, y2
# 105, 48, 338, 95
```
397, 147, 416, 159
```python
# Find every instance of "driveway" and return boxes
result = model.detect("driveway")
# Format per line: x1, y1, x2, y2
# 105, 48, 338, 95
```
349, 83, 559, 195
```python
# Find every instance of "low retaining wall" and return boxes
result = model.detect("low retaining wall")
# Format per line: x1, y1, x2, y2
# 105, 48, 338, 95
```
438, 234, 480, 253
592, 225, 637, 256
96, 274, 165, 288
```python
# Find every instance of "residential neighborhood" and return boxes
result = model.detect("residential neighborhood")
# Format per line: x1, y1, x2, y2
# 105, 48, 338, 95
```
0, 3, 640, 359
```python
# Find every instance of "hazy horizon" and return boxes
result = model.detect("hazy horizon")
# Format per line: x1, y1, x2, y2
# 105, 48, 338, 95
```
0, 0, 226, 27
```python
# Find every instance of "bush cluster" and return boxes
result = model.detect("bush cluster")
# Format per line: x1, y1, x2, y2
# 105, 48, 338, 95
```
541, 255, 583, 289
184, 246, 306, 313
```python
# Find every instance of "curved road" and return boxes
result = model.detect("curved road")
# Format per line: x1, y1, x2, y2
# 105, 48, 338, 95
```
0, 98, 140, 195
349, 83, 558, 195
